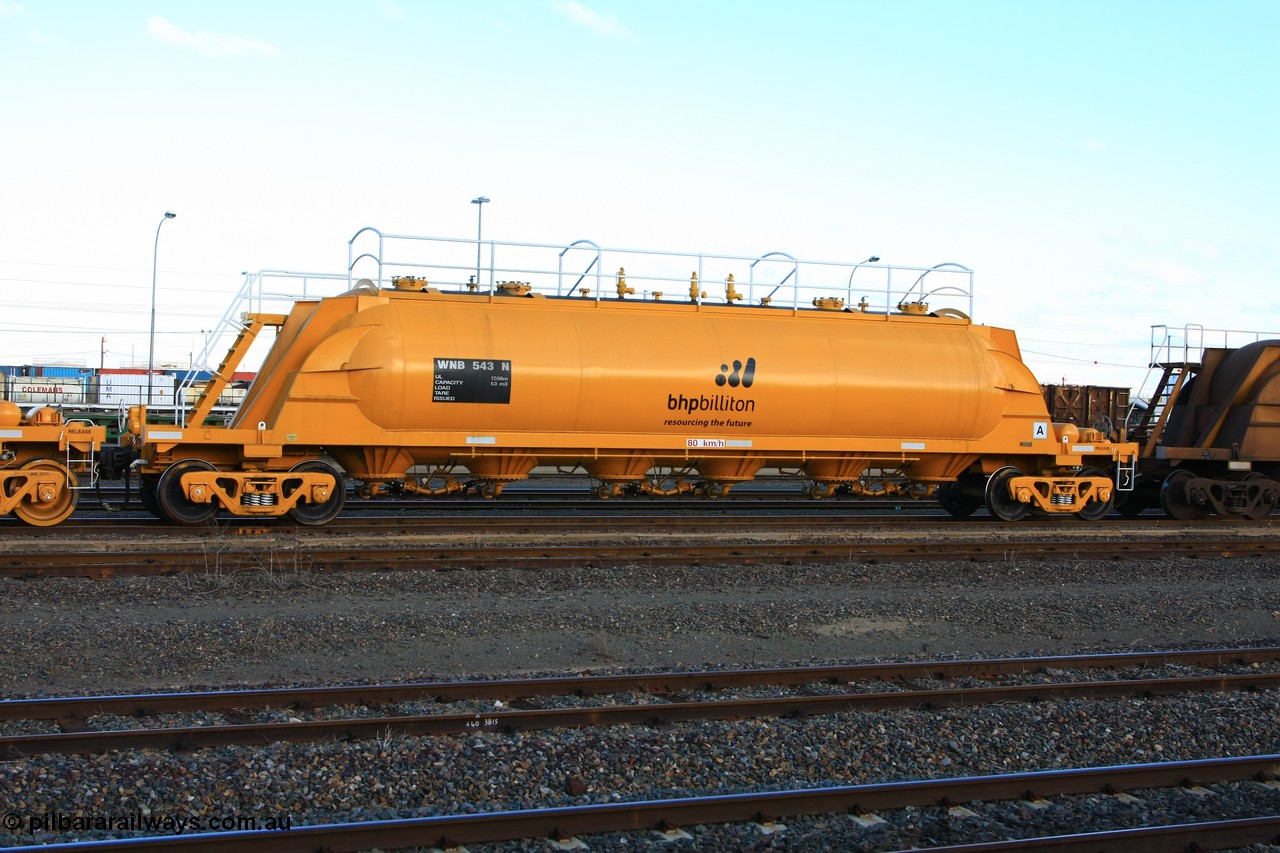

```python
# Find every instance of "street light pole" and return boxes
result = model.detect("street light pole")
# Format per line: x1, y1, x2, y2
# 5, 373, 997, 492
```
847, 255, 881, 309
471, 196, 489, 289
147, 211, 177, 413
847, 255, 881, 286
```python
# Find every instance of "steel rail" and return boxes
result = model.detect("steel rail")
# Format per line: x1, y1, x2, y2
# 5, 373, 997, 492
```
72, 505, 952, 524
2, 510, 955, 539
13, 511, 1276, 536
4, 535, 1280, 577
5, 646, 1277, 723
5, 671, 1278, 758
5, 755, 1278, 851
916, 816, 1280, 851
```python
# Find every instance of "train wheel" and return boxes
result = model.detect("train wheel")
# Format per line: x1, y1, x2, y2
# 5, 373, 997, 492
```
8, 458, 78, 527
138, 475, 162, 518
1159, 469, 1209, 521
1112, 482, 1148, 518
984, 466, 1029, 522
806, 481, 835, 500
594, 482, 625, 499
285, 460, 346, 526
156, 459, 219, 526
1242, 472, 1277, 521
937, 480, 981, 518
1074, 467, 1114, 521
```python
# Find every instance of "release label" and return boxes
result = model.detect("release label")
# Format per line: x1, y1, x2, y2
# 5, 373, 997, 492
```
433, 358, 511, 404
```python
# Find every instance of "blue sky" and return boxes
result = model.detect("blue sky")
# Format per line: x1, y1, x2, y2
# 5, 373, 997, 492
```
1, 0, 1276, 391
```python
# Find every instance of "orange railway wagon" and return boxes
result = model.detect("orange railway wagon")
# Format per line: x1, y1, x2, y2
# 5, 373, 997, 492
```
0, 402, 105, 526
116, 228, 1136, 526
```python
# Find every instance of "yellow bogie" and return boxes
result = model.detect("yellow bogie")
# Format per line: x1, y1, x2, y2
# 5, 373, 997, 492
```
992, 470, 1115, 519
153, 459, 344, 524
1, 458, 79, 527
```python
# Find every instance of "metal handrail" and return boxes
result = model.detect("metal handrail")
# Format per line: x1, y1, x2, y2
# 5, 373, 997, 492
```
557, 240, 602, 298
1125, 323, 1280, 436
180, 229, 977, 424
339, 226, 974, 316
750, 251, 799, 308
175, 269, 346, 426
347, 226, 385, 287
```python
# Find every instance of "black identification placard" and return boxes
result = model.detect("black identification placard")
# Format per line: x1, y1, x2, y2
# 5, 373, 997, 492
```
433, 357, 512, 404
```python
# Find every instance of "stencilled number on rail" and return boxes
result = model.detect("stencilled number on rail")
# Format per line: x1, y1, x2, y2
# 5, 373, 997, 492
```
465, 717, 499, 728
687, 438, 727, 448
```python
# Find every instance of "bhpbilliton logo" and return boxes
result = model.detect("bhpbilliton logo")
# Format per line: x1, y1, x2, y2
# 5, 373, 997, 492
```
715, 357, 756, 388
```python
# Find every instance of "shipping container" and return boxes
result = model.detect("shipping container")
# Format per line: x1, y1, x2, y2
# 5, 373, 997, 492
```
181, 381, 248, 408
3, 376, 89, 405
94, 372, 174, 407
0, 363, 83, 376
37, 366, 92, 379
1041, 384, 1131, 436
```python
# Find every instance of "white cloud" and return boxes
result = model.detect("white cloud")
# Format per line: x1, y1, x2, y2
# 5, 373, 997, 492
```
1177, 237, 1220, 262
147, 15, 280, 57
551, 1, 630, 38
0, 1, 48, 47
1127, 258, 1204, 288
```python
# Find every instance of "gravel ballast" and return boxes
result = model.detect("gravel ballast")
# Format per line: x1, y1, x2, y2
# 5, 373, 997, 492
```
1, 554, 1278, 849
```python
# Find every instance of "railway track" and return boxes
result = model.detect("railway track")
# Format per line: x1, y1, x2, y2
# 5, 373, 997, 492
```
3, 650, 1279, 850
8, 645, 1272, 719
2, 516, 1278, 576
5, 509, 958, 539
4, 649, 1280, 758
12, 505, 1270, 533
4, 759, 1279, 852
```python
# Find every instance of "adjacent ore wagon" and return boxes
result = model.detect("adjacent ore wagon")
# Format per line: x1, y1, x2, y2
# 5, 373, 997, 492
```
1118, 325, 1280, 520
0, 401, 104, 525
101, 227, 1136, 526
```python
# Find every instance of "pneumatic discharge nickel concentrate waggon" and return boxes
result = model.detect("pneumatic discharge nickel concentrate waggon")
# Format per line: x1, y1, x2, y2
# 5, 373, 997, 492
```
77, 226, 1140, 527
